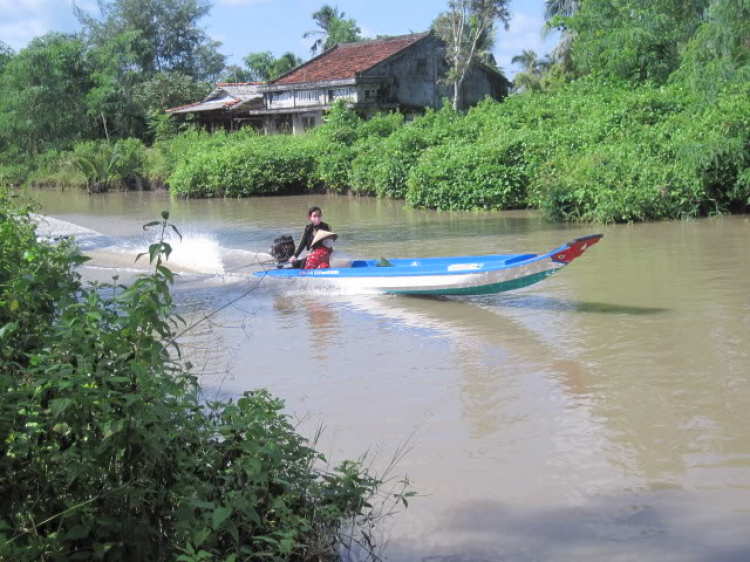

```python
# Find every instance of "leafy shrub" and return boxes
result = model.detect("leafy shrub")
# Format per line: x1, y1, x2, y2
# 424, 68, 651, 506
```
407, 137, 528, 210
147, 128, 219, 183
314, 106, 405, 194
169, 134, 319, 198
0, 194, 86, 365
349, 106, 465, 199
0, 163, 30, 187
0, 201, 411, 561
314, 143, 354, 194
31, 139, 149, 191
162, 82, 748, 219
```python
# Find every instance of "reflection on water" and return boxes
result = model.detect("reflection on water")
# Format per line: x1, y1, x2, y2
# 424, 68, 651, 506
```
495, 294, 670, 315
274, 296, 341, 362
27, 188, 750, 562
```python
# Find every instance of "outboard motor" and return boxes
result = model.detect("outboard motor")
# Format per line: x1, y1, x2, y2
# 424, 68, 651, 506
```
270, 235, 295, 266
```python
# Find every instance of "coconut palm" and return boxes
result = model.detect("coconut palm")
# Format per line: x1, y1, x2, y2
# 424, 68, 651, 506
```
303, 5, 346, 56
511, 50, 552, 92
511, 50, 540, 74
544, 0, 580, 69
272, 52, 303, 78
544, 0, 579, 19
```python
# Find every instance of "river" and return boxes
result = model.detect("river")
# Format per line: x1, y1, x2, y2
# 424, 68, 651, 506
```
29, 188, 750, 562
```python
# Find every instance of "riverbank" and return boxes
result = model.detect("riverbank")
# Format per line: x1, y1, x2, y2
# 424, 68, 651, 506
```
11, 78, 749, 224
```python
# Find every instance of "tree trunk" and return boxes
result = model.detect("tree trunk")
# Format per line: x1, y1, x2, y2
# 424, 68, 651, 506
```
453, 76, 464, 111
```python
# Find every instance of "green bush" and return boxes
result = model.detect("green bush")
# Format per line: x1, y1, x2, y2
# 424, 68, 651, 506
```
169, 134, 319, 198
349, 106, 465, 199
314, 105, 405, 195
29, 139, 149, 191
147, 128, 219, 183
0, 199, 411, 561
407, 137, 528, 210
0, 163, 30, 187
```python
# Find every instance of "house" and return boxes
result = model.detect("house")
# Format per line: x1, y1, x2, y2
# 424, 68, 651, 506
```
168, 32, 510, 134
166, 83, 264, 131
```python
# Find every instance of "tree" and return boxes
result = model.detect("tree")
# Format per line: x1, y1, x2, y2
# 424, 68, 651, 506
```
543, 0, 580, 70
86, 31, 150, 139
272, 52, 304, 78
672, 0, 750, 97
136, 71, 210, 113
75, 0, 225, 81
303, 4, 361, 56
567, 0, 709, 83
244, 51, 303, 82
433, 0, 512, 110
324, 17, 362, 49
511, 50, 540, 74
0, 41, 13, 74
220, 64, 253, 83
244, 51, 276, 82
510, 50, 552, 92
0, 33, 94, 156
545, 0, 579, 19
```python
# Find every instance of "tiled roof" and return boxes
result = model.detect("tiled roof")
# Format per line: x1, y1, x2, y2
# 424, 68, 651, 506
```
166, 101, 202, 113
273, 32, 429, 85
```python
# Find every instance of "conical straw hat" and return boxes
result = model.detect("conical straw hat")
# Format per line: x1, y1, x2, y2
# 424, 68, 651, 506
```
311, 229, 338, 247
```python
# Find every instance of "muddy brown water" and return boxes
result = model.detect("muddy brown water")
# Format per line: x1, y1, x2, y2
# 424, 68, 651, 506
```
28, 189, 750, 561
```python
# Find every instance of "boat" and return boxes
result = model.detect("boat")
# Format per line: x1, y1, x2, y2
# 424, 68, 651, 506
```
253, 234, 603, 296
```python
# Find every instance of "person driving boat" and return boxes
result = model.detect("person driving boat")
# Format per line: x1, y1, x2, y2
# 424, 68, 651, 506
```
289, 206, 331, 268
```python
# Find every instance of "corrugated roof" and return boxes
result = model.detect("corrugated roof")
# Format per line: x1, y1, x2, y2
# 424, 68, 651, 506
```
273, 32, 429, 85
167, 83, 262, 113
216, 83, 263, 100
167, 98, 241, 114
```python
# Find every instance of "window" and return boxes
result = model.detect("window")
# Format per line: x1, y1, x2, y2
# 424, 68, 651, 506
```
269, 91, 293, 106
364, 89, 378, 102
416, 57, 428, 75
327, 87, 356, 103
301, 116, 317, 130
297, 90, 320, 104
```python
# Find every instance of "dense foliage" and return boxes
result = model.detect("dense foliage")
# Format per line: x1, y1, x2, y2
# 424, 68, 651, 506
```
2, 0, 750, 222
155, 76, 749, 222
0, 195, 410, 561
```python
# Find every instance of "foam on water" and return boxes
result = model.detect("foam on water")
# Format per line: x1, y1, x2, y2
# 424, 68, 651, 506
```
162, 234, 226, 275
32, 214, 102, 241
33, 214, 230, 275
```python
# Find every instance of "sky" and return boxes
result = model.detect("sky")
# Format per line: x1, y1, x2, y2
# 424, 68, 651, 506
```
0, 0, 559, 77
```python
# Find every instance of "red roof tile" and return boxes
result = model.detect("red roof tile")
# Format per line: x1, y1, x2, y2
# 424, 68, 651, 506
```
166, 101, 202, 113
273, 33, 429, 85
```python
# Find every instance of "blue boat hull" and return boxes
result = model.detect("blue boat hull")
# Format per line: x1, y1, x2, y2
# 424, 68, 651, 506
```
254, 234, 603, 296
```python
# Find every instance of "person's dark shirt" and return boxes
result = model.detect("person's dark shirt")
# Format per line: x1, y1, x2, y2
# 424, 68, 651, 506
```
293, 222, 331, 258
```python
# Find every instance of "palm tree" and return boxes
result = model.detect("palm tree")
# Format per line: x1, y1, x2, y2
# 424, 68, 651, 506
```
511, 50, 540, 74
272, 52, 303, 78
303, 5, 346, 56
544, 0, 580, 69
544, 0, 579, 20
511, 50, 550, 92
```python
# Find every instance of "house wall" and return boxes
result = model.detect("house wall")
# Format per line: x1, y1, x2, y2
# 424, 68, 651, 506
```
363, 35, 509, 111
360, 35, 441, 109
267, 87, 356, 110
460, 67, 509, 107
